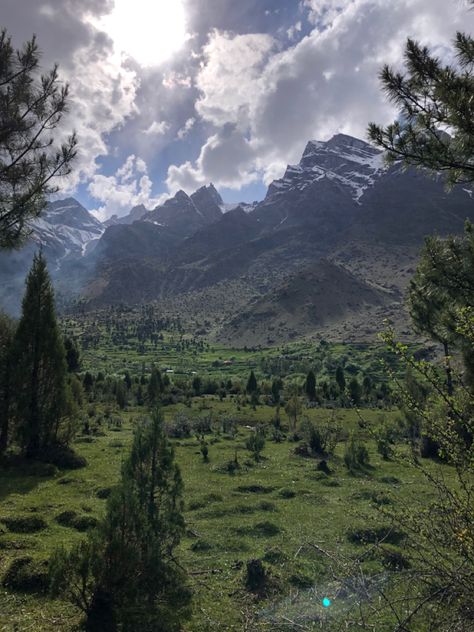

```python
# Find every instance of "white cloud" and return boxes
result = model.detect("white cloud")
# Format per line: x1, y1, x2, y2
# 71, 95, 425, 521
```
143, 120, 171, 136
195, 31, 275, 128
287, 21, 302, 41
88, 155, 165, 220
177, 117, 196, 139
166, 0, 474, 194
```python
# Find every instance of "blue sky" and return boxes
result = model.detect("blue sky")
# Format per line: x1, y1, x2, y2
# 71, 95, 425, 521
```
3, 0, 474, 219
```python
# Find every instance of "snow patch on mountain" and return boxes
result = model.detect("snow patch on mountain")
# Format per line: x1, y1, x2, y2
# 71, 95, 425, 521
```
266, 133, 385, 203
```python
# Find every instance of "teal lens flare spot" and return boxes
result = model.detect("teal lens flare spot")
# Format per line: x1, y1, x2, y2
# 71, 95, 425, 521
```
322, 597, 331, 608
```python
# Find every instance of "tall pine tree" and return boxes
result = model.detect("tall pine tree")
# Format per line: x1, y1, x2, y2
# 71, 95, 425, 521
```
13, 251, 68, 458
0, 313, 15, 455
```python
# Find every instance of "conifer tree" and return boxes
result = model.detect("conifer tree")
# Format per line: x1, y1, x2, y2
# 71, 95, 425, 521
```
0, 30, 77, 249
0, 313, 15, 455
368, 30, 474, 187
246, 370, 258, 394
148, 365, 163, 405
305, 370, 317, 401
12, 251, 68, 458
50, 408, 191, 631
335, 366, 346, 393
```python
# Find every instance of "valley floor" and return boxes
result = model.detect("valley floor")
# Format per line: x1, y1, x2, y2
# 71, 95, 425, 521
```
0, 401, 442, 631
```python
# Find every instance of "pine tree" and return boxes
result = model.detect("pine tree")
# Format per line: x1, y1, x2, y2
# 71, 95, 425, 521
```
64, 337, 81, 372
50, 408, 191, 631
246, 370, 258, 394
305, 370, 317, 401
12, 252, 68, 458
335, 366, 346, 393
148, 366, 163, 405
368, 31, 474, 187
0, 30, 77, 249
0, 313, 15, 455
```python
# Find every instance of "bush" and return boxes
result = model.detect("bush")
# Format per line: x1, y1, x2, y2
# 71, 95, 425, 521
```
246, 428, 265, 461
54, 511, 98, 532
245, 559, 267, 592
190, 540, 213, 552
166, 413, 192, 438
2, 556, 49, 592
2, 515, 47, 533
54, 510, 78, 527
236, 485, 274, 494
44, 445, 87, 470
236, 521, 281, 537
344, 434, 370, 472
347, 525, 405, 545
277, 488, 296, 499
96, 487, 112, 499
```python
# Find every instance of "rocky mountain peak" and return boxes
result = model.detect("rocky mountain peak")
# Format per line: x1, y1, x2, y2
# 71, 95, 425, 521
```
265, 134, 385, 205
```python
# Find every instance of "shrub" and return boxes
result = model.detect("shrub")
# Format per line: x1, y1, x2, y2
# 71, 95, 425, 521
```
72, 516, 98, 532
44, 445, 87, 470
246, 428, 265, 461
347, 525, 405, 545
190, 540, 213, 552
262, 548, 287, 564
54, 511, 98, 531
245, 559, 267, 592
236, 521, 281, 537
344, 434, 370, 472
236, 485, 274, 494
2, 515, 47, 533
277, 488, 296, 499
96, 487, 112, 499
55, 510, 78, 527
2, 556, 49, 592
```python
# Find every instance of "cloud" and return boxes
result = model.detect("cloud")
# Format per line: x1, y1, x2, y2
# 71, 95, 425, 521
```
143, 121, 171, 136
177, 117, 196, 139
88, 155, 165, 220
165, 0, 474, 194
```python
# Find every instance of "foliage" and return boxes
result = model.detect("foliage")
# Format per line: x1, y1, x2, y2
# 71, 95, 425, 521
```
0, 29, 76, 249
368, 32, 474, 187
246, 426, 265, 462
50, 409, 191, 631
12, 252, 71, 459
343, 434, 370, 472
0, 312, 15, 455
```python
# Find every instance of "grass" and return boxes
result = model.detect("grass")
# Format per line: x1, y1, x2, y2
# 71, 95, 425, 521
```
0, 400, 444, 631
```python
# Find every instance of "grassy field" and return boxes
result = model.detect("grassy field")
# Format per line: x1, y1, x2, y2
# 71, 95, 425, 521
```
0, 398, 444, 631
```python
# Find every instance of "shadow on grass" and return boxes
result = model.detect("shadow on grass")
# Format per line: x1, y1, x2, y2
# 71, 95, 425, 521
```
0, 457, 57, 502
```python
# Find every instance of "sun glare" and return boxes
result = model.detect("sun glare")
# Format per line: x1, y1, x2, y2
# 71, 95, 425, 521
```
96, 0, 187, 67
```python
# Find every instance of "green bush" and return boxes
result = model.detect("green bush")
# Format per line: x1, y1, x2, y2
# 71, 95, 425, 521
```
344, 434, 370, 471
347, 525, 405, 545
2, 556, 49, 592
2, 515, 47, 533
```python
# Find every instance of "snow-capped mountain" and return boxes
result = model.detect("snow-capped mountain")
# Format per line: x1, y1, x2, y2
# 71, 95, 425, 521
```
265, 133, 385, 204
33, 198, 104, 258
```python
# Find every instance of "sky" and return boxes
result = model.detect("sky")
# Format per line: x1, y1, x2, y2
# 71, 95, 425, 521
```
3, 0, 474, 220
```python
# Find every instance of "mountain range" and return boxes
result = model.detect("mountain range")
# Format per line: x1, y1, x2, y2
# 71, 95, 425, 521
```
1, 133, 472, 346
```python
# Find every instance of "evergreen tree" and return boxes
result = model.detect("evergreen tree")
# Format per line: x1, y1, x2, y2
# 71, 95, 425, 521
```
12, 252, 69, 458
0, 30, 77, 249
0, 313, 15, 455
64, 337, 81, 372
305, 370, 317, 401
50, 409, 191, 631
271, 377, 283, 404
246, 370, 258, 395
335, 366, 346, 393
368, 30, 474, 187
147, 366, 163, 406
348, 377, 362, 406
